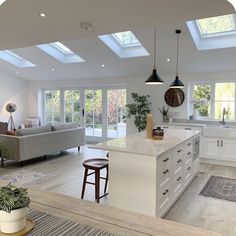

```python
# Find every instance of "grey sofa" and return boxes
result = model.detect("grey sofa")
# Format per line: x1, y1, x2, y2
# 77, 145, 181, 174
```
0, 123, 85, 165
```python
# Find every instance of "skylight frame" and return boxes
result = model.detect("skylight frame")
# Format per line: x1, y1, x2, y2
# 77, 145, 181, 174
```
37, 41, 85, 64
51, 42, 73, 55
111, 31, 142, 48
0, 50, 36, 68
195, 14, 236, 38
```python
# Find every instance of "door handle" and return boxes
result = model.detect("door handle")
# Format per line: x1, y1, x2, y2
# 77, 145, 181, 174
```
221, 140, 223, 147
82, 109, 85, 117
217, 140, 219, 147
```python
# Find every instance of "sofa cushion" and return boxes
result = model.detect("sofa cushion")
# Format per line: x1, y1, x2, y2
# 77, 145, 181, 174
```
51, 123, 78, 131
16, 125, 52, 136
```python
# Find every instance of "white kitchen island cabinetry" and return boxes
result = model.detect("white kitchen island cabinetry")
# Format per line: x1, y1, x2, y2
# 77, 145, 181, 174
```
92, 129, 200, 218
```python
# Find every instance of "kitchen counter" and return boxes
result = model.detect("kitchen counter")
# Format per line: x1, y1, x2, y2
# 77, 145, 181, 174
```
92, 129, 200, 157
92, 130, 201, 218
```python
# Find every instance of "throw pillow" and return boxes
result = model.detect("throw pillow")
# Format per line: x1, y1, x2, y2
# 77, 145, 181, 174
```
16, 125, 51, 136
51, 123, 78, 131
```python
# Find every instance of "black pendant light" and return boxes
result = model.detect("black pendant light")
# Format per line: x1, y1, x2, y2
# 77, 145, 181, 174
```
145, 27, 163, 85
170, 29, 184, 88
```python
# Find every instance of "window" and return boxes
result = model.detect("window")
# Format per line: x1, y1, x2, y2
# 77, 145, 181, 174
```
44, 90, 61, 124
193, 84, 211, 118
112, 31, 141, 47
107, 89, 126, 138
189, 82, 236, 121
0, 50, 36, 68
197, 14, 236, 37
37, 42, 85, 63
214, 83, 235, 120
98, 31, 149, 58
186, 14, 236, 50
64, 90, 80, 125
51, 42, 73, 54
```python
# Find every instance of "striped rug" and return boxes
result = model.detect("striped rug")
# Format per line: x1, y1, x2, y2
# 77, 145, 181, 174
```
28, 209, 115, 236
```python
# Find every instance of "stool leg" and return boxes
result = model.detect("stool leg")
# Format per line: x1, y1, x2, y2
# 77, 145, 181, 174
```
95, 169, 100, 203
104, 165, 109, 194
81, 167, 88, 199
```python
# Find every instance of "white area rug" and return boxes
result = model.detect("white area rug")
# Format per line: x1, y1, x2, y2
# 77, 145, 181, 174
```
0, 171, 46, 184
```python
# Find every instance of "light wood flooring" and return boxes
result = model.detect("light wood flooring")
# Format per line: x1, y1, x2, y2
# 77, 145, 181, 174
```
1, 146, 236, 236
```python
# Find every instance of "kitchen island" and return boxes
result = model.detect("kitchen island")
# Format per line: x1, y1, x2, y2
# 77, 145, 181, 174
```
92, 129, 201, 217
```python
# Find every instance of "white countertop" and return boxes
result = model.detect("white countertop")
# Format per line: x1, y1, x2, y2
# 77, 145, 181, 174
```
158, 122, 207, 127
91, 129, 200, 157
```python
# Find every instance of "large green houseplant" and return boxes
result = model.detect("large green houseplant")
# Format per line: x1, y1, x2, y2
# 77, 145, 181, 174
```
126, 93, 151, 132
0, 183, 30, 233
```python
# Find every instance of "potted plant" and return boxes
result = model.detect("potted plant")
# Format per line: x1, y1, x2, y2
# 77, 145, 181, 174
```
159, 106, 169, 122
126, 93, 151, 132
0, 143, 9, 167
0, 183, 30, 233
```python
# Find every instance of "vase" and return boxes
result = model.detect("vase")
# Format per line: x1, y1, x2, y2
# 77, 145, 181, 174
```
0, 207, 28, 233
162, 115, 169, 123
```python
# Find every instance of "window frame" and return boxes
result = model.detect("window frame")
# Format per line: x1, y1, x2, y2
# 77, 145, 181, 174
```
188, 80, 236, 121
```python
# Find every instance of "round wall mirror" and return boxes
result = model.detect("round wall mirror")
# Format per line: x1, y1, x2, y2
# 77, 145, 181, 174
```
164, 88, 185, 107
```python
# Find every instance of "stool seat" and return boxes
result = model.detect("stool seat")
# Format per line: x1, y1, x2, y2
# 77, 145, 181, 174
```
81, 157, 109, 203
83, 158, 108, 169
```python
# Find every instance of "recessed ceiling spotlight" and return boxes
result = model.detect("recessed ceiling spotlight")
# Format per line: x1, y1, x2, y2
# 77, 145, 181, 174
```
39, 13, 46, 18
16, 71, 19, 74
52, 68, 55, 71
101, 64, 105, 67
166, 58, 171, 62
80, 22, 93, 31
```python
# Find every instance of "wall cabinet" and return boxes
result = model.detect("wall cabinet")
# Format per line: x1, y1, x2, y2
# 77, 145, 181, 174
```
203, 137, 236, 161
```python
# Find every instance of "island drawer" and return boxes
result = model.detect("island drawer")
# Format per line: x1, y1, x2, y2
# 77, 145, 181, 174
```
173, 155, 184, 173
184, 163, 192, 182
159, 181, 171, 212
184, 149, 192, 163
173, 170, 184, 196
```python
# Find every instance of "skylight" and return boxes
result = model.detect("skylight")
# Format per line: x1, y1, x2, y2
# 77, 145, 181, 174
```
37, 42, 85, 63
98, 31, 149, 58
187, 14, 236, 50
197, 14, 236, 37
51, 42, 73, 54
0, 50, 36, 68
112, 31, 141, 47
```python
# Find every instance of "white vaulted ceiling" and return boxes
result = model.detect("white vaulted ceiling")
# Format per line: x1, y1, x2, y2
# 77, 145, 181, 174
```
0, 0, 234, 80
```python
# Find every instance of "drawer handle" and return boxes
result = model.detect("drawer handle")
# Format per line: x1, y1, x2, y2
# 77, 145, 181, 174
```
163, 127, 169, 129
185, 128, 192, 130
163, 170, 169, 174
177, 177, 182, 181
177, 149, 182, 153
163, 190, 169, 195
187, 143, 191, 146
187, 152, 191, 155
163, 158, 169, 162
177, 159, 182, 163
187, 167, 191, 171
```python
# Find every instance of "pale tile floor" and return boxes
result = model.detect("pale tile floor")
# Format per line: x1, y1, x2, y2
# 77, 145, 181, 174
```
1, 146, 236, 236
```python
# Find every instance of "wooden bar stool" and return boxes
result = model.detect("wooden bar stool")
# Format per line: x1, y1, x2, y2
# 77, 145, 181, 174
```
81, 158, 109, 203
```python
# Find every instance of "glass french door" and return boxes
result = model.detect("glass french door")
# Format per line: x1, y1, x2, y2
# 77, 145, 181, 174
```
83, 89, 103, 141
107, 89, 126, 138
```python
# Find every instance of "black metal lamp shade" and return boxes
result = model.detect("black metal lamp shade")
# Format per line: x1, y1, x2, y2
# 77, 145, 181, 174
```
169, 76, 184, 88
145, 69, 163, 85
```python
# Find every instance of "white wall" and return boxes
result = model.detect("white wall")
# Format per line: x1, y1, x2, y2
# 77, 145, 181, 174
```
27, 71, 236, 134
0, 71, 28, 128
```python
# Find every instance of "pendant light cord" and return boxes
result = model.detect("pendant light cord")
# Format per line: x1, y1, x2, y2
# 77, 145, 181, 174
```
154, 27, 156, 69
176, 31, 179, 76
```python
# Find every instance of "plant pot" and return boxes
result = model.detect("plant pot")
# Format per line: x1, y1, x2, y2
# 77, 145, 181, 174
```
0, 207, 28, 233
162, 115, 169, 123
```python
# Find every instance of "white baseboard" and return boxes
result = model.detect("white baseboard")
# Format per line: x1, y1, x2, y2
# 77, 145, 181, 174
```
200, 157, 236, 167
